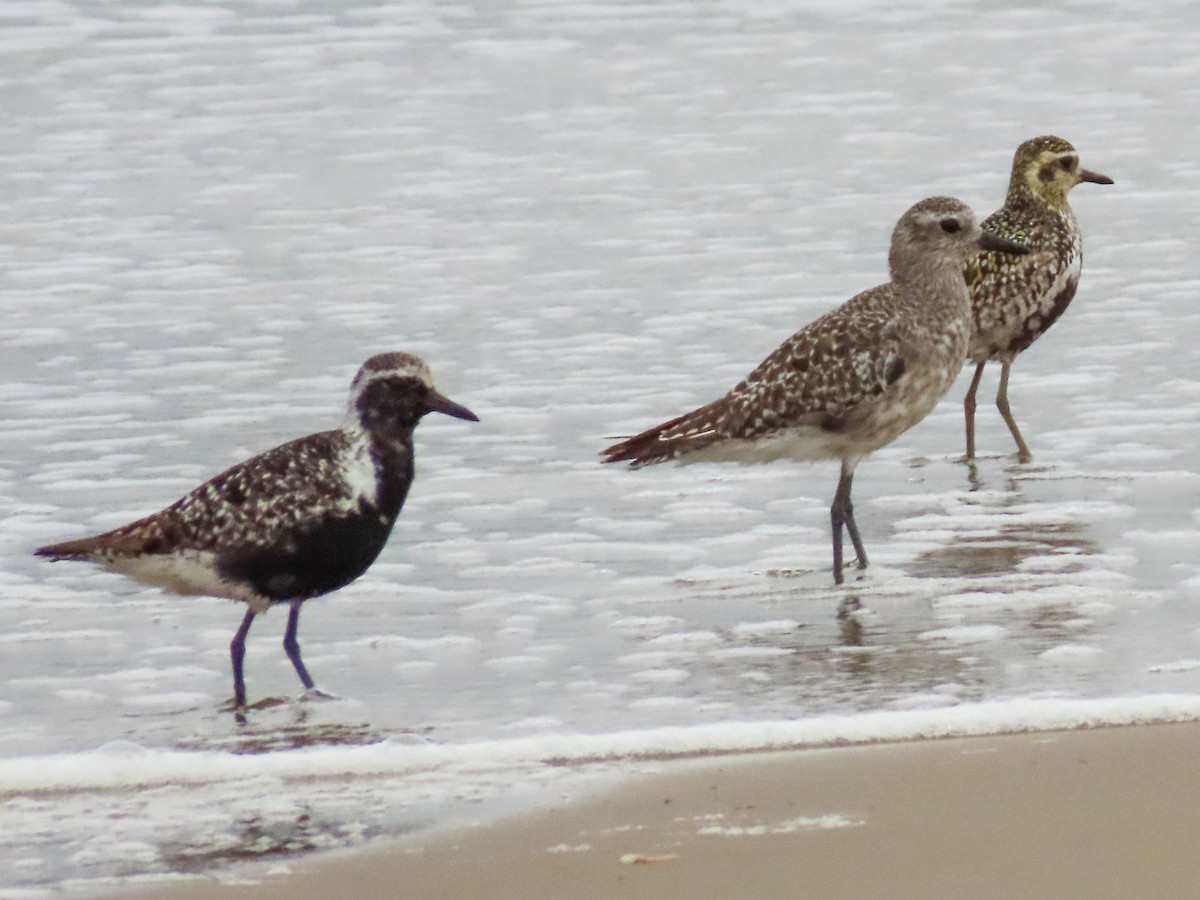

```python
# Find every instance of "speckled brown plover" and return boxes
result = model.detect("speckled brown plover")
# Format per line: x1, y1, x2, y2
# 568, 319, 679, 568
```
601, 196, 1029, 584
962, 135, 1112, 462
35, 352, 478, 707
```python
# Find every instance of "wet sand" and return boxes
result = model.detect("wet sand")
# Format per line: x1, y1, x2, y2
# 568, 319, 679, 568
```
130, 720, 1200, 899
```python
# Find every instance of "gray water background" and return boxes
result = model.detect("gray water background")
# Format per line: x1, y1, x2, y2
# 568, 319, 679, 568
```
1, 0, 1199, 891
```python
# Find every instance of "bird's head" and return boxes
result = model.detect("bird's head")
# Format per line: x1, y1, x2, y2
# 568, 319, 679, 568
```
1011, 135, 1112, 210
347, 352, 478, 436
889, 196, 1029, 284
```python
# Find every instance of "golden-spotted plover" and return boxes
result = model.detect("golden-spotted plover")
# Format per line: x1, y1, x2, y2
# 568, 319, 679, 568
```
962, 135, 1112, 462
601, 197, 1028, 584
35, 352, 478, 707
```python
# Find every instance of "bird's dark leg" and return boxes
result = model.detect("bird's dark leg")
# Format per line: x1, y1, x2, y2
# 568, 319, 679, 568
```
282, 600, 317, 692
830, 463, 867, 584
995, 362, 1032, 463
840, 477, 869, 572
230, 608, 256, 707
960, 361, 986, 462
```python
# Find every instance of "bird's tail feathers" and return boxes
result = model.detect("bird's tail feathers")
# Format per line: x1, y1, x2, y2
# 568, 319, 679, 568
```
600, 403, 724, 468
35, 521, 168, 561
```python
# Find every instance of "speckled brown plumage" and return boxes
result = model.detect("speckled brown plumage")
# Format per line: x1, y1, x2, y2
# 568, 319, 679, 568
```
35, 352, 478, 707
962, 136, 1112, 462
601, 281, 931, 466
602, 196, 1030, 584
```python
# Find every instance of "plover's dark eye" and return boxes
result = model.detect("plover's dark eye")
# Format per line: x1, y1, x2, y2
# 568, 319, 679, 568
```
1060, 156, 1077, 171
939, 218, 961, 234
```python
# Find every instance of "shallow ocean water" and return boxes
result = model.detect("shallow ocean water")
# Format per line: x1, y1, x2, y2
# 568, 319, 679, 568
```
2, 0, 1200, 893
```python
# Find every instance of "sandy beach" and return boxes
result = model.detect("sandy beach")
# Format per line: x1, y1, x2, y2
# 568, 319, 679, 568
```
129, 720, 1200, 900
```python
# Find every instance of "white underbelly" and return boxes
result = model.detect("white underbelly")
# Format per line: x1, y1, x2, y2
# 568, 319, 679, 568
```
105, 552, 266, 611
677, 425, 846, 465
675, 386, 945, 467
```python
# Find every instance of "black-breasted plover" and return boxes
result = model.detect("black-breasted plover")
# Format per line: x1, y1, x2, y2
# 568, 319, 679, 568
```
601, 197, 1028, 584
35, 352, 478, 707
962, 135, 1112, 462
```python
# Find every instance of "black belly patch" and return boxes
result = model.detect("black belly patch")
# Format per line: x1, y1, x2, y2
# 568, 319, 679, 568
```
1008, 279, 1078, 355
215, 511, 396, 602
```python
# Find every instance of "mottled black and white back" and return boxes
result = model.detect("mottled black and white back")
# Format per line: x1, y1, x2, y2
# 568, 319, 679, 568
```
36, 351, 478, 707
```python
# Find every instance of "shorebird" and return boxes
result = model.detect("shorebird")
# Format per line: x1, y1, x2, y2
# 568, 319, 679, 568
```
35, 352, 478, 707
962, 135, 1112, 462
601, 197, 1028, 584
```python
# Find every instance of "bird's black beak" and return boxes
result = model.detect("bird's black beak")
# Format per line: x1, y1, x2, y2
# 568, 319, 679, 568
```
979, 230, 1030, 256
428, 390, 479, 422
1079, 168, 1114, 185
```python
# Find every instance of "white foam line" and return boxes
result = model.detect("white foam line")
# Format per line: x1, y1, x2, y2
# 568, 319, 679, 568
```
2, 695, 1199, 796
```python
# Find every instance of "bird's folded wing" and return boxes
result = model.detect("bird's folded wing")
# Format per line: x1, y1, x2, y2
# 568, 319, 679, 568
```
37, 431, 357, 559
717, 290, 910, 439
601, 285, 910, 465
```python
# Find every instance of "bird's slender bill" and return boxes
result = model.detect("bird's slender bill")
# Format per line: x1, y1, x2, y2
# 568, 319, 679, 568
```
429, 391, 479, 422
979, 230, 1030, 256
1079, 168, 1114, 185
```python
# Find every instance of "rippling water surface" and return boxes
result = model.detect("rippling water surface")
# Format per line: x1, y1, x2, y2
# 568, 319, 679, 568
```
2, 0, 1199, 892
